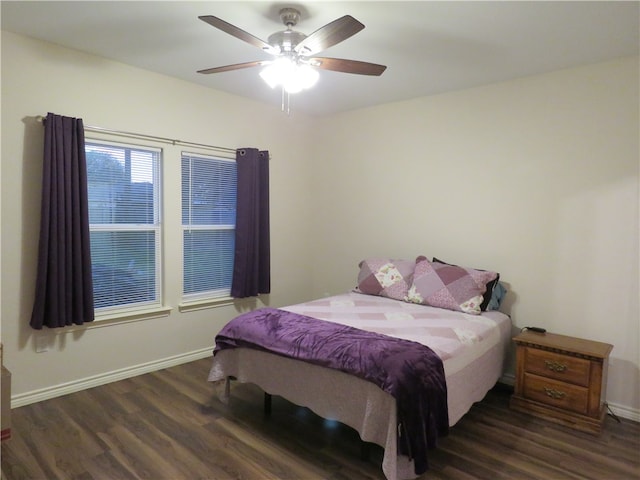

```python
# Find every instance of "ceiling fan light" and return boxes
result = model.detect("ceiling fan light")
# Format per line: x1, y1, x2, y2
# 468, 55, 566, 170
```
298, 64, 319, 89
259, 65, 280, 89
261, 58, 319, 94
283, 64, 319, 93
260, 57, 295, 89
283, 76, 305, 94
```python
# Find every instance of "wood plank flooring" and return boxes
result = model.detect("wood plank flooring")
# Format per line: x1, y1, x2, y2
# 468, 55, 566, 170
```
2, 357, 639, 480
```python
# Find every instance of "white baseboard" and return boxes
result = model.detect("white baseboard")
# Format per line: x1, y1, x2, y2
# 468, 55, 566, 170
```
11, 347, 213, 408
500, 373, 515, 386
607, 402, 640, 423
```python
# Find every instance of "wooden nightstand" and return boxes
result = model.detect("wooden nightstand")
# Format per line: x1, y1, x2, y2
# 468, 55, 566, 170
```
510, 330, 612, 434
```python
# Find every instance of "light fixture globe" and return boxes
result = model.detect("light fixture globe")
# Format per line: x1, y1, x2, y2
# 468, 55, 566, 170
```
259, 57, 294, 89
260, 58, 319, 94
296, 63, 319, 89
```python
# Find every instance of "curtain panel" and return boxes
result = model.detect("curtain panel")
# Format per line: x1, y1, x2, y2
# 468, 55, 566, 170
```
30, 113, 94, 329
231, 148, 271, 298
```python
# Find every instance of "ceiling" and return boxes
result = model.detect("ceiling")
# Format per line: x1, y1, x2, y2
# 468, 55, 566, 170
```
2, 1, 638, 116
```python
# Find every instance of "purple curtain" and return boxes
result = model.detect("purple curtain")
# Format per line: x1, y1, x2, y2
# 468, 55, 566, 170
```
231, 148, 271, 298
30, 113, 94, 329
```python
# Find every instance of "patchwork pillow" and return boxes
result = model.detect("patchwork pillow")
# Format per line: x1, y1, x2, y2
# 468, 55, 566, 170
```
432, 257, 501, 311
406, 256, 498, 314
355, 258, 415, 301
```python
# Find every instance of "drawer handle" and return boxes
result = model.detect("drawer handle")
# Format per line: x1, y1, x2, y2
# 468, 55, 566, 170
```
544, 387, 566, 399
545, 360, 568, 372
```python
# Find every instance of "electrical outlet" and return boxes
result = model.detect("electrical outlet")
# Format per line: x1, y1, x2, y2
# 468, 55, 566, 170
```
35, 335, 49, 353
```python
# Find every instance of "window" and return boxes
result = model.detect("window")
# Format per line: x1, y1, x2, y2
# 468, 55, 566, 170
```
85, 141, 161, 311
181, 152, 237, 300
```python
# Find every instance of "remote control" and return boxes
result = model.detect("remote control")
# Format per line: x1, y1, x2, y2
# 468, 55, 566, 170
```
526, 326, 546, 333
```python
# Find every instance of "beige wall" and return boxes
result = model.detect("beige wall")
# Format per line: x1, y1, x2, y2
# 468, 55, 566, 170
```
310, 57, 639, 417
1, 32, 315, 401
2, 31, 638, 419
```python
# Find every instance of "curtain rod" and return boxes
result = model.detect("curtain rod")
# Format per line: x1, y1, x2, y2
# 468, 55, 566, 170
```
35, 115, 237, 155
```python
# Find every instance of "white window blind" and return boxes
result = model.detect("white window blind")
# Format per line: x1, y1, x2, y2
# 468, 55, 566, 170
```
86, 141, 161, 311
181, 152, 237, 299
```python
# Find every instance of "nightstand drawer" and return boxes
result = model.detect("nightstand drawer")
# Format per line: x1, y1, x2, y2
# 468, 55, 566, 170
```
524, 347, 590, 386
523, 373, 589, 415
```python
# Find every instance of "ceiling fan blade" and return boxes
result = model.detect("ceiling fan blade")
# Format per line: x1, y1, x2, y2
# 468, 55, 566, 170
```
311, 57, 387, 76
295, 15, 364, 56
197, 61, 267, 75
199, 15, 274, 53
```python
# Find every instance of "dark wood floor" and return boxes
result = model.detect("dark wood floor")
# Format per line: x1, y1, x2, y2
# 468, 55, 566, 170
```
2, 357, 639, 480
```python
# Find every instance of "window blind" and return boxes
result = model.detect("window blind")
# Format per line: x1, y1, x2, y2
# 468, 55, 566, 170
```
86, 142, 161, 310
181, 152, 237, 299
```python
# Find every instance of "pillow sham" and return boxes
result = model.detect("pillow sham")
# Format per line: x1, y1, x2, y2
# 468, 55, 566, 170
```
432, 256, 500, 311
406, 256, 498, 314
355, 258, 415, 301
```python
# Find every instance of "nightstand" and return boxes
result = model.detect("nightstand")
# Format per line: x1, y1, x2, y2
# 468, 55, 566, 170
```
510, 330, 612, 434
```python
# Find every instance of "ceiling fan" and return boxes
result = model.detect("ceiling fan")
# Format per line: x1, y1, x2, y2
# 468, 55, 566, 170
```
197, 7, 387, 95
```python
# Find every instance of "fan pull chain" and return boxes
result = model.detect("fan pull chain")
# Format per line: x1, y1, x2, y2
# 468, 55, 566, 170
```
280, 86, 292, 115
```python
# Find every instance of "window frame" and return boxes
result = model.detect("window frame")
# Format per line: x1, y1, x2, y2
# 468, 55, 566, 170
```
85, 138, 164, 318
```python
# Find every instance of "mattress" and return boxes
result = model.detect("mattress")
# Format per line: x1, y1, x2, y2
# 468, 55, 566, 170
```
209, 292, 512, 480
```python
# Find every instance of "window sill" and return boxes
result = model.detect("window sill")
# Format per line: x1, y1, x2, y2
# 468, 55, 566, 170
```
179, 297, 234, 313
93, 306, 173, 327
46, 306, 174, 334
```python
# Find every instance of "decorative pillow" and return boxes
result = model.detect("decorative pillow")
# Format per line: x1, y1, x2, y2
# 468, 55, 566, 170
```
432, 257, 500, 311
355, 258, 415, 301
406, 256, 498, 314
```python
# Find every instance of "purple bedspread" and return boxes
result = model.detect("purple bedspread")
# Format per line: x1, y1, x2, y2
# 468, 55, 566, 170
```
214, 307, 449, 474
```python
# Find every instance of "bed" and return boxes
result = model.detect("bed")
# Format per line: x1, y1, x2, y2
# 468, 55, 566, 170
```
208, 257, 511, 480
